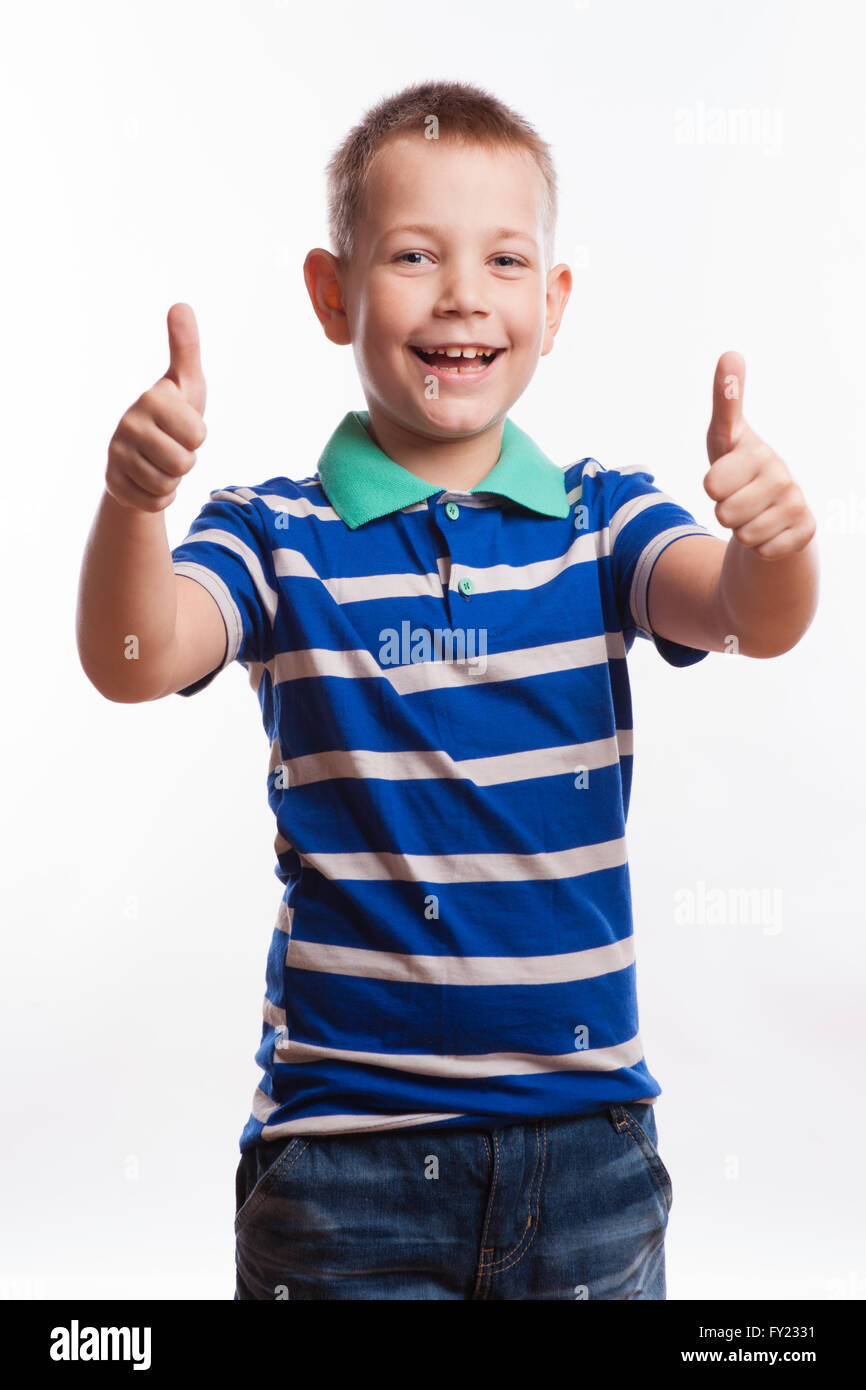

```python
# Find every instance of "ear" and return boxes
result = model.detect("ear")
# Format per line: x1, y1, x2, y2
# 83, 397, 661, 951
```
540, 262, 572, 357
303, 248, 352, 346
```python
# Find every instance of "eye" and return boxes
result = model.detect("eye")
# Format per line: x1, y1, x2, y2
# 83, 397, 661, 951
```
394, 251, 526, 268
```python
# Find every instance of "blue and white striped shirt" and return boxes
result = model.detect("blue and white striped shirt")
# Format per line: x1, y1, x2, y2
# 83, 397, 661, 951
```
170, 409, 715, 1150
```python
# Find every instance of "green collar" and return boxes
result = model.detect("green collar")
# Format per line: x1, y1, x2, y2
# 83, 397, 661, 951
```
317, 410, 570, 529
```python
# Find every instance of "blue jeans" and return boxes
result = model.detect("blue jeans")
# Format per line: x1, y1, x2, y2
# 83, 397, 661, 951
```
234, 1101, 672, 1300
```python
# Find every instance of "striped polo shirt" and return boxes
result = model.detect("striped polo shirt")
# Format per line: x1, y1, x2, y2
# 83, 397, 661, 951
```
170, 409, 715, 1150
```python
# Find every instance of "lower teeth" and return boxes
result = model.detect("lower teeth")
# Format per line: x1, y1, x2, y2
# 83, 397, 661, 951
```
418, 352, 495, 372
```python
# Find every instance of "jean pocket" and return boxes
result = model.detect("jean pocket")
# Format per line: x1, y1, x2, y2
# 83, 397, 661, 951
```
234, 1136, 314, 1235
609, 1103, 673, 1214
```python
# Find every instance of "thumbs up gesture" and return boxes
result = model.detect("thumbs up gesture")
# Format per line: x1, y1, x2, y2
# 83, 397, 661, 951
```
106, 303, 208, 513
703, 351, 815, 560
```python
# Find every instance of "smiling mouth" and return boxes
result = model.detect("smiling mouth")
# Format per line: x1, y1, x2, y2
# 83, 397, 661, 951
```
410, 346, 504, 374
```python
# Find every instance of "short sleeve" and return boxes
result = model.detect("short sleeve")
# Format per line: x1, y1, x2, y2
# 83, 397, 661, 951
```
605, 465, 716, 668
170, 486, 278, 695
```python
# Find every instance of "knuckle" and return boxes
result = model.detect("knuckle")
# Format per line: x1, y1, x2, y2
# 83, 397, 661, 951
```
179, 447, 199, 475
173, 450, 196, 475
116, 410, 137, 441
185, 413, 207, 449
161, 453, 186, 479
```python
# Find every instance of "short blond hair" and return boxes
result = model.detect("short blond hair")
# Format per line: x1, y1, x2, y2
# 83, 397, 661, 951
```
324, 79, 558, 271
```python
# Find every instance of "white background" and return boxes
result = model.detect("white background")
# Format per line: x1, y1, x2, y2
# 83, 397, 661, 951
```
2, 0, 862, 1301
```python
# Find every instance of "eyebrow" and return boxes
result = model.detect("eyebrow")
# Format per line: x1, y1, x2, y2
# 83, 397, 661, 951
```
380, 223, 538, 246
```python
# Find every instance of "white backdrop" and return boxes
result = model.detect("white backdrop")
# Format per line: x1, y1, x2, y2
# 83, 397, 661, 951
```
2, 0, 862, 1301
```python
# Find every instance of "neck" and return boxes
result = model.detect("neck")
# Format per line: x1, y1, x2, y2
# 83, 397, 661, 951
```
363, 405, 505, 492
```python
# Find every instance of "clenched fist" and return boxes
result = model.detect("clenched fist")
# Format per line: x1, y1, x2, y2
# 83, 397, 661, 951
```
105, 303, 207, 513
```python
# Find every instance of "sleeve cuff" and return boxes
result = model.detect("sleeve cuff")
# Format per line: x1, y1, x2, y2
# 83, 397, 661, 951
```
172, 560, 244, 672
629, 525, 716, 637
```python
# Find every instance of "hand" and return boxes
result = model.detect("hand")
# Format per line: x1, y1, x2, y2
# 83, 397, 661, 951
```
105, 303, 208, 513
703, 351, 815, 560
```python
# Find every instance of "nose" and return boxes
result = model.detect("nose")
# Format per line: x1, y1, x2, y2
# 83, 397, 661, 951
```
432, 259, 491, 320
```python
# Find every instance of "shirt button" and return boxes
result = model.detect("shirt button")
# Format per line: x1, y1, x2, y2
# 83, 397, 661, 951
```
458, 576, 474, 596
445, 501, 460, 520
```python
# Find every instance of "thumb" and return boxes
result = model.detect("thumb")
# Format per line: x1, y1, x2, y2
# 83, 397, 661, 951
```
164, 302, 206, 416
707, 350, 745, 465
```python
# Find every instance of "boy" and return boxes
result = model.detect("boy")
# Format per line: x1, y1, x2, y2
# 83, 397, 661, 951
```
76, 79, 818, 1300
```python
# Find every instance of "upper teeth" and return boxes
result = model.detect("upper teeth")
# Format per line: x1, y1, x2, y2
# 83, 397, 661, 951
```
419, 346, 497, 358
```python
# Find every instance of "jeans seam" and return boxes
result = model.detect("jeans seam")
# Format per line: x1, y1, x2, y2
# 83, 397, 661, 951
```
617, 1109, 672, 1213
235, 1137, 312, 1233
478, 1129, 501, 1261
485, 1121, 547, 1274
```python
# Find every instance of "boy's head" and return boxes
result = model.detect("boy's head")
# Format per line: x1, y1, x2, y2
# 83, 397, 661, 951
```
304, 80, 572, 448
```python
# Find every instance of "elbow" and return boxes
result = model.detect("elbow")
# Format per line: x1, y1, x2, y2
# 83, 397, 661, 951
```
77, 656, 161, 704
77, 653, 119, 702
738, 624, 814, 660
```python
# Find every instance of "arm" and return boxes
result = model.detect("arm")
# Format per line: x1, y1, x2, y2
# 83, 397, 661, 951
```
76, 302, 228, 701
715, 530, 819, 657
646, 531, 819, 659
76, 489, 228, 702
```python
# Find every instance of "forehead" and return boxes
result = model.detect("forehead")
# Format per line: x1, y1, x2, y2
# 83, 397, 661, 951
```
361, 134, 544, 237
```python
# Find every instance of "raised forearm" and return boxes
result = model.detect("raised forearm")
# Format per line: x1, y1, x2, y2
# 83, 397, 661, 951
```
717, 531, 819, 658
76, 489, 179, 701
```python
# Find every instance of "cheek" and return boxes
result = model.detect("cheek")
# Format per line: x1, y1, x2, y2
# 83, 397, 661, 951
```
354, 319, 391, 370
360, 318, 403, 366
376, 284, 424, 341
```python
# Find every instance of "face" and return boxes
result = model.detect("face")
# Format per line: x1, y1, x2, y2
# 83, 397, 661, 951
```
311, 134, 571, 446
